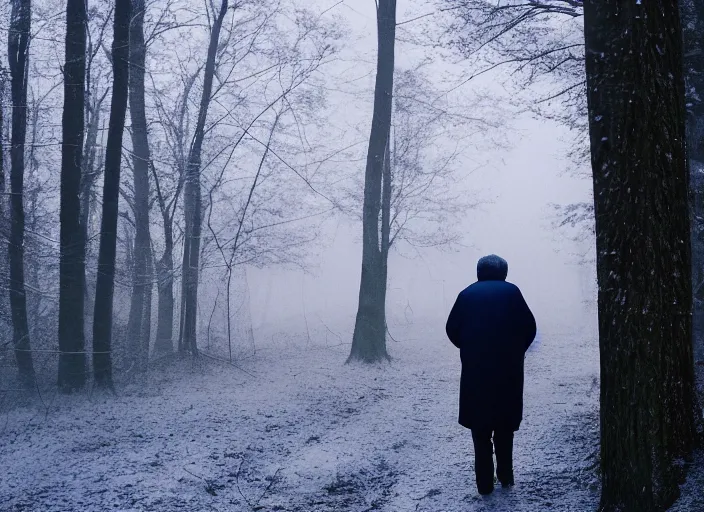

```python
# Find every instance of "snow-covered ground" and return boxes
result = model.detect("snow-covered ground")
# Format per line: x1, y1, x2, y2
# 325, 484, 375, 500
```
0, 314, 700, 511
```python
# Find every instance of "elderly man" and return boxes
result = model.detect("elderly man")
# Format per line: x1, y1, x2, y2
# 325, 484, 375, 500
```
445, 254, 536, 495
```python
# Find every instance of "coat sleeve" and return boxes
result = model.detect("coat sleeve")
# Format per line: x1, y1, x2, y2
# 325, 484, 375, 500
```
515, 289, 536, 352
445, 294, 464, 349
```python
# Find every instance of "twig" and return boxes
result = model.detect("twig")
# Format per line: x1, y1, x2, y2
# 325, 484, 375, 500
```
235, 457, 253, 508
198, 351, 257, 378
252, 467, 282, 508
183, 466, 219, 496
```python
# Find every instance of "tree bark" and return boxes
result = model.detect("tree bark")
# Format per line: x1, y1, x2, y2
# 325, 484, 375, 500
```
126, 0, 153, 366
155, 216, 174, 354
8, 0, 35, 388
92, 0, 131, 388
58, 0, 88, 393
179, 0, 228, 355
683, 0, 704, 396
0, 73, 4, 226
583, 1, 699, 510
151, 162, 176, 356
80, 88, 106, 334
348, 0, 396, 363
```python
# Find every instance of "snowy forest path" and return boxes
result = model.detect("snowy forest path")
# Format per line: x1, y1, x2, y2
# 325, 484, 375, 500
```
1, 319, 609, 511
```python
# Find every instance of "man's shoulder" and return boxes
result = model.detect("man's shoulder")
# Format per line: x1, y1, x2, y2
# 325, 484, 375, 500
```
460, 280, 518, 295
504, 281, 522, 293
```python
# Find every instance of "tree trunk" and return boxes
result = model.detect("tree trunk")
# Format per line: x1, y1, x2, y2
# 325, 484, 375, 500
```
126, 0, 153, 366
348, 0, 396, 363
583, 2, 699, 510
179, 0, 228, 355
380, 126, 392, 307
92, 0, 131, 388
80, 89, 105, 334
151, 158, 176, 356
683, 0, 704, 396
0, 74, 4, 227
8, 0, 35, 388
0, 72, 4, 219
58, 0, 88, 393
155, 231, 174, 354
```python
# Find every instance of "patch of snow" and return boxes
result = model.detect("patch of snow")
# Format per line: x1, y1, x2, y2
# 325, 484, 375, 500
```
0, 316, 607, 511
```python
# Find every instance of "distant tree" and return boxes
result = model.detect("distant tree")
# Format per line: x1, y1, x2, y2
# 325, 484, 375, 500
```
58, 0, 88, 392
374, 68, 485, 252
179, 0, 229, 355
92, 0, 131, 388
150, 74, 193, 356
81, 4, 113, 316
8, 0, 35, 387
126, 0, 153, 366
348, 0, 397, 363
0, 70, 4, 223
0, 63, 7, 355
583, 1, 698, 510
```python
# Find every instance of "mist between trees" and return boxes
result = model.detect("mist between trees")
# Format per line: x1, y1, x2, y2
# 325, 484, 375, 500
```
0, 0, 498, 389
1, 1, 704, 511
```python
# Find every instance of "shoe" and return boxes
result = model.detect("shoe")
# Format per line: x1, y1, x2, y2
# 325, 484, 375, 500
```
497, 470, 514, 488
499, 477, 514, 488
477, 485, 494, 496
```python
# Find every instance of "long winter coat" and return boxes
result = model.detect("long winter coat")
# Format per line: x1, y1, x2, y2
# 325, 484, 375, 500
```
445, 257, 536, 431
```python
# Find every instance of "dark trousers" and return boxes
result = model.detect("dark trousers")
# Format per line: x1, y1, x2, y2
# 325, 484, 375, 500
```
470, 428, 514, 493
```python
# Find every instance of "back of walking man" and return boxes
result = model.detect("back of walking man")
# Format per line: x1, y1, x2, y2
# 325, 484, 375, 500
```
445, 254, 536, 495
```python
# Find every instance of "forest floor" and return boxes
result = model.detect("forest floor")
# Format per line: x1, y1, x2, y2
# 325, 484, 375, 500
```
1, 317, 703, 512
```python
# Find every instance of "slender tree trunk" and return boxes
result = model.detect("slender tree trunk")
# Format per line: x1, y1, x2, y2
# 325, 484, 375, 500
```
0, 76, 6, 346
141, 247, 153, 356
126, 0, 153, 365
583, 2, 699, 510
0, 73, 4, 215
152, 159, 175, 355
80, 90, 105, 329
380, 126, 392, 301
58, 0, 88, 393
348, 0, 396, 363
8, 0, 35, 388
155, 232, 174, 354
80, 104, 100, 252
179, 0, 229, 355
0, 74, 5, 228
92, 0, 131, 388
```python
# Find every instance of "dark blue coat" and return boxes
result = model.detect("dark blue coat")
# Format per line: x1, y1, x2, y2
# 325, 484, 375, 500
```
445, 259, 536, 431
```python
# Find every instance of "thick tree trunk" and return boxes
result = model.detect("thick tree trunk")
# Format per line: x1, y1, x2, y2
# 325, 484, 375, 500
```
583, 2, 699, 510
92, 0, 131, 388
179, 0, 228, 355
8, 0, 35, 388
126, 0, 153, 365
683, 0, 704, 397
58, 0, 88, 393
348, 0, 396, 363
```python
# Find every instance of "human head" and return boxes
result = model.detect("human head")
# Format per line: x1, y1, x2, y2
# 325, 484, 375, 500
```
477, 254, 508, 281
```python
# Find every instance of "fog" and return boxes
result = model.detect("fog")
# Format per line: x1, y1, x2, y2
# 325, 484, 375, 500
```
248, 115, 595, 344
246, 1, 596, 348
